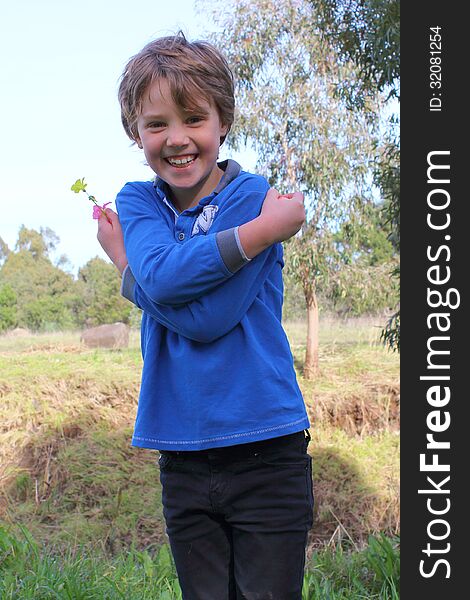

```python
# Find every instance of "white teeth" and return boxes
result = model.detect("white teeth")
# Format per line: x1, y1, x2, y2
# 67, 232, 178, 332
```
167, 156, 196, 165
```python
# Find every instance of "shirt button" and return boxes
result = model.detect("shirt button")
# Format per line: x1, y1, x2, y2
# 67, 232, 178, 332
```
178, 232, 185, 241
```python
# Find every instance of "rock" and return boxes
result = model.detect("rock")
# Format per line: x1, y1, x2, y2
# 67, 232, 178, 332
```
80, 323, 130, 349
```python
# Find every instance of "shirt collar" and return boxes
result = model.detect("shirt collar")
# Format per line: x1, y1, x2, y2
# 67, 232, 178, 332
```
213, 159, 242, 193
153, 159, 242, 218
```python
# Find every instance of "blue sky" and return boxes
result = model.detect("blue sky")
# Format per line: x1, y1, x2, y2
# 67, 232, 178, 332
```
0, 0, 255, 275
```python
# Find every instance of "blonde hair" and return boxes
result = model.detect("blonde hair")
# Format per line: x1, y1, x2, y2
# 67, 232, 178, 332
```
118, 32, 235, 145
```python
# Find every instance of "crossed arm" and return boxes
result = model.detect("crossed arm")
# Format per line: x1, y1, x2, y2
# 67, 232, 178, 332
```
124, 245, 280, 342
97, 185, 304, 342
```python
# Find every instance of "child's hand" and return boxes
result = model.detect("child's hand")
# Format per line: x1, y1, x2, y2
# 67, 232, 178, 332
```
96, 208, 129, 275
258, 188, 306, 244
238, 188, 306, 259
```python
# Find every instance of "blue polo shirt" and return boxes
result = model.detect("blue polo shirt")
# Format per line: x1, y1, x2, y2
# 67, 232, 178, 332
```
116, 160, 309, 450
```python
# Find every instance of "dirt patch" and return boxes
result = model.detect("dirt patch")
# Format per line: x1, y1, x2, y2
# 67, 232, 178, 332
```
1, 422, 166, 554
306, 442, 399, 556
1, 421, 86, 510
0, 382, 12, 397
307, 382, 400, 435
306, 481, 399, 555
0, 377, 140, 519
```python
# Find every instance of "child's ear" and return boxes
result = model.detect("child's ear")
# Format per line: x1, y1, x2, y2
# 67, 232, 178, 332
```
219, 122, 229, 146
135, 137, 143, 149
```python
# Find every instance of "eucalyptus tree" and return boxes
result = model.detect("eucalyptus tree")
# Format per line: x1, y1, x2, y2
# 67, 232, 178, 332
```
0, 237, 9, 265
314, 0, 400, 351
314, 0, 400, 103
205, 0, 381, 377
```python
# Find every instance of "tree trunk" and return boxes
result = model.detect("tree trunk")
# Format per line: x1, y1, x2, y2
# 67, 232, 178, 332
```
304, 289, 319, 379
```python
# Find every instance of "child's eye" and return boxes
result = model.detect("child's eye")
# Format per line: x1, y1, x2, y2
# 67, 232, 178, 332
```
148, 121, 165, 129
187, 116, 203, 124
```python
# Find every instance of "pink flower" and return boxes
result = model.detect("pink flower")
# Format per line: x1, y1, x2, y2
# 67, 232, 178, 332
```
92, 202, 111, 220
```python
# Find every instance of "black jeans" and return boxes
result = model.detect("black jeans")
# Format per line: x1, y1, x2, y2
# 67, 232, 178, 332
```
158, 430, 314, 600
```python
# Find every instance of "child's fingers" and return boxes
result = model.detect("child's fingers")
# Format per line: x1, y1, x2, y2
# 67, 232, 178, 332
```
98, 208, 118, 227
264, 188, 280, 201
292, 192, 304, 205
103, 208, 117, 220
280, 192, 304, 203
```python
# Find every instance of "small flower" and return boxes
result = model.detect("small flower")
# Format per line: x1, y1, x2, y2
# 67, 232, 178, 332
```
71, 178, 112, 223
71, 178, 87, 193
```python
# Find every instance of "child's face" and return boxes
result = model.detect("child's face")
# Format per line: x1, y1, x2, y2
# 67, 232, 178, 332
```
136, 78, 228, 208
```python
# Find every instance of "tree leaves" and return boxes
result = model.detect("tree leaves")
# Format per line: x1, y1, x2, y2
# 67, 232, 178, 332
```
0, 228, 131, 331
205, 0, 399, 356
209, 0, 379, 224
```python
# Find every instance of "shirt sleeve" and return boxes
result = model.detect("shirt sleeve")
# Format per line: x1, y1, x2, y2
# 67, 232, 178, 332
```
116, 184, 244, 304
116, 180, 267, 306
121, 244, 281, 343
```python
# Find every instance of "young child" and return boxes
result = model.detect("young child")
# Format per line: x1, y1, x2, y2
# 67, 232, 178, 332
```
97, 32, 313, 600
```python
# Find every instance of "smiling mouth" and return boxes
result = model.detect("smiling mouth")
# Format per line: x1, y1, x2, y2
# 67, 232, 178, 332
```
165, 154, 197, 167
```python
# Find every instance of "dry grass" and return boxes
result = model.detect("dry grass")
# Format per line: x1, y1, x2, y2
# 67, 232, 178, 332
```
307, 427, 399, 553
284, 317, 400, 436
285, 315, 386, 348
0, 319, 399, 552
0, 329, 141, 353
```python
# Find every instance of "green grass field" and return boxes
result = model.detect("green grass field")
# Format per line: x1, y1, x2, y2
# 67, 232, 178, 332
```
0, 526, 399, 599
0, 317, 399, 598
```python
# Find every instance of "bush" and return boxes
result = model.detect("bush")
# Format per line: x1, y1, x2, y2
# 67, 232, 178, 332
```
0, 284, 18, 332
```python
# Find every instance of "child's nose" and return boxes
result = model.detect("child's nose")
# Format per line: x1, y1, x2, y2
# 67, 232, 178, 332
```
166, 124, 189, 147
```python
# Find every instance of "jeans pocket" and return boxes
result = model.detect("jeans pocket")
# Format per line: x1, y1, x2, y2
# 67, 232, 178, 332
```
306, 455, 314, 509
258, 441, 310, 468
158, 452, 174, 471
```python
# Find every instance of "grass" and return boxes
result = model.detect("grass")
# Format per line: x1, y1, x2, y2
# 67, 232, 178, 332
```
0, 330, 141, 354
0, 317, 399, 596
302, 534, 400, 599
0, 525, 182, 599
308, 427, 399, 548
0, 526, 399, 599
